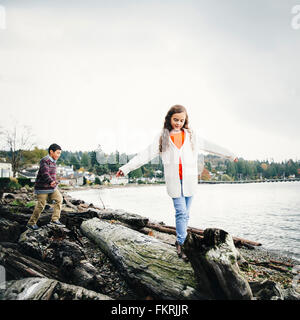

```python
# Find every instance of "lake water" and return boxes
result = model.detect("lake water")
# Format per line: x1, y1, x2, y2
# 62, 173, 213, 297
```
69, 181, 300, 262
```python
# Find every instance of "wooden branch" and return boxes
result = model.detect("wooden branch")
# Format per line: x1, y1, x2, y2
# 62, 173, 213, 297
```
269, 259, 294, 268
249, 261, 292, 273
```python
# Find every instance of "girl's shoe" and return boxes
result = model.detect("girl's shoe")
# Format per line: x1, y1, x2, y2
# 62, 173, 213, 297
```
181, 251, 189, 262
175, 241, 182, 257
175, 241, 189, 262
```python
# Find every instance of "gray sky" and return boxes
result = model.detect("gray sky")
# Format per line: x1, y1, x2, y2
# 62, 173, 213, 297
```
1, 0, 299, 162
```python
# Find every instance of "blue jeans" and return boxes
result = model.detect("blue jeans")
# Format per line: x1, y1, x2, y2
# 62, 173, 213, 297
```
172, 180, 193, 245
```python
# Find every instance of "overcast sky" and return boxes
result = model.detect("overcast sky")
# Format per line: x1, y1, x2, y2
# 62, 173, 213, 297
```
0, 0, 299, 162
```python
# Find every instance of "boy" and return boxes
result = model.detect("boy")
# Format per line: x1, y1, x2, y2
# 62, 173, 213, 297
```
27, 143, 65, 230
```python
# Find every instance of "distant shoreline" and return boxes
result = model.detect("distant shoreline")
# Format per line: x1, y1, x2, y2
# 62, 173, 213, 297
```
63, 183, 164, 192
199, 178, 300, 184
63, 179, 300, 192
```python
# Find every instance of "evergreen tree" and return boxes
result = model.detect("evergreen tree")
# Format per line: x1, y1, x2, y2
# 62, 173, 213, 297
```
70, 155, 80, 170
95, 164, 109, 176
129, 167, 143, 179
80, 152, 90, 168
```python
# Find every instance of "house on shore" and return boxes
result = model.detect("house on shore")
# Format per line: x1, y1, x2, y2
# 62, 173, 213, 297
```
0, 159, 13, 178
99, 174, 129, 185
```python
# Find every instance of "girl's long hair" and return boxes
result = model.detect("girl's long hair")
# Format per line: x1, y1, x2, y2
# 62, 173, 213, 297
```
159, 105, 194, 153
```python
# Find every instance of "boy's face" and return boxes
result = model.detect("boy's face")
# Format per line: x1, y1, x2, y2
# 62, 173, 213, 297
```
49, 149, 61, 161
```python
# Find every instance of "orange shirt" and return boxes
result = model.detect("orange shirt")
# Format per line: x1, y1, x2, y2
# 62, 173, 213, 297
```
170, 130, 185, 180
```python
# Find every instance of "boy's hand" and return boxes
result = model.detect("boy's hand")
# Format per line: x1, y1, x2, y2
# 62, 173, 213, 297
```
116, 170, 124, 177
234, 157, 238, 163
50, 181, 56, 187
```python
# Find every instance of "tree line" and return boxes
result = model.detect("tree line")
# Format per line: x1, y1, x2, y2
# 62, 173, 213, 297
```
1, 124, 298, 181
1, 147, 299, 181
205, 156, 300, 181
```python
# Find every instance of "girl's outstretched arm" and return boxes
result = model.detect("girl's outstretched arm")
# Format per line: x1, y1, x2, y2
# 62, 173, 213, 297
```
195, 131, 237, 160
117, 132, 161, 177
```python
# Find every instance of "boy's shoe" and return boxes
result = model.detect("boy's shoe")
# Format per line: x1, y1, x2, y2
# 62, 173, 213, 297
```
50, 220, 65, 227
26, 224, 39, 231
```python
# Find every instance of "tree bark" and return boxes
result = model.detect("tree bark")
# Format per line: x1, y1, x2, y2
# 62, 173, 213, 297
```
97, 208, 149, 229
0, 277, 112, 300
81, 217, 202, 300
0, 244, 64, 281
183, 229, 253, 300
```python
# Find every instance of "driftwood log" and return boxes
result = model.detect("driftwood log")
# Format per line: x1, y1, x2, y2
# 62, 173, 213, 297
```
0, 205, 100, 230
0, 218, 21, 242
81, 217, 202, 300
17, 225, 107, 293
183, 229, 253, 300
146, 222, 262, 247
97, 209, 149, 229
0, 243, 64, 281
1, 196, 297, 301
0, 202, 139, 299
0, 277, 112, 300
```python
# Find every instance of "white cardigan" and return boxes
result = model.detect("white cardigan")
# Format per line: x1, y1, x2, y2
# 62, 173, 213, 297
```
119, 128, 236, 198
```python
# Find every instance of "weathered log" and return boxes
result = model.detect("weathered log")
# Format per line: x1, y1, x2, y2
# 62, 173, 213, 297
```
183, 229, 253, 300
0, 218, 21, 242
248, 280, 284, 300
63, 197, 78, 211
0, 244, 64, 281
98, 209, 149, 229
81, 217, 203, 300
62, 209, 101, 229
17, 225, 107, 293
0, 204, 50, 226
139, 227, 176, 246
187, 227, 262, 247
69, 198, 85, 206
0, 204, 99, 230
3, 193, 16, 200
0, 277, 113, 300
3, 192, 31, 202
146, 223, 177, 236
146, 222, 262, 247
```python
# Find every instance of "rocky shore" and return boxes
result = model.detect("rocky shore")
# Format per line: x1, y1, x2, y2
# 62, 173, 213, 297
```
0, 187, 299, 300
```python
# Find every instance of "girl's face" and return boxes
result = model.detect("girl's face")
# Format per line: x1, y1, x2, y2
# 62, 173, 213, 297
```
170, 112, 186, 130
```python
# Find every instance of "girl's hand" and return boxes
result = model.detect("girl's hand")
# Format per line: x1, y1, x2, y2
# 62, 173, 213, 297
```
116, 170, 124, 177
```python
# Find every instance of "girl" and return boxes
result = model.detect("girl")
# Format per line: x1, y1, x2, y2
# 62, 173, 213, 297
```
116, 105, 237, 261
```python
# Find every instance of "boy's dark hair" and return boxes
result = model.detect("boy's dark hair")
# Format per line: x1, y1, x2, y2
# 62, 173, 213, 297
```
48, 143, 62, 154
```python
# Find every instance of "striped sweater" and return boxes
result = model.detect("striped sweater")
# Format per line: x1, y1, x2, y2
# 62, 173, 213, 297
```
34, 155, 57, 194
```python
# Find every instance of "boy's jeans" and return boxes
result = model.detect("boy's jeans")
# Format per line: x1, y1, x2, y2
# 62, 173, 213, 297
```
172, 180, 193, 245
